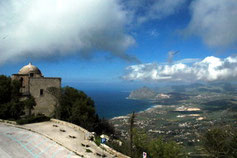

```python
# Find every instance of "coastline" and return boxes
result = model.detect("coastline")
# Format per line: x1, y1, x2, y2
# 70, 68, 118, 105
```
110, 104, 163, 120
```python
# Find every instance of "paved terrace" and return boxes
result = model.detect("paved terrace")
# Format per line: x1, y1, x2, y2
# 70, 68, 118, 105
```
0, 119, 129, 158
0, 120, 128, 158
0, 123, 79, 158
23, 120, 115, 158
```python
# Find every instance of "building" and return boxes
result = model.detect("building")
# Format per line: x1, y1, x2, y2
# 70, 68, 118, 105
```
12, 63, 61, 117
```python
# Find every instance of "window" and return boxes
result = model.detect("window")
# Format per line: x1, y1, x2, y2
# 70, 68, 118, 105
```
30, 73, 34, 77
20, 77, 24, 87
40, 89, 44, 96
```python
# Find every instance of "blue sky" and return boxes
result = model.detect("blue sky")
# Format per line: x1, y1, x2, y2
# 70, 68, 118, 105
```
0, 0, 237, 90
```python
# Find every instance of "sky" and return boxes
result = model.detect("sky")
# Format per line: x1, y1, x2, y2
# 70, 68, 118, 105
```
0, 0, 237, 90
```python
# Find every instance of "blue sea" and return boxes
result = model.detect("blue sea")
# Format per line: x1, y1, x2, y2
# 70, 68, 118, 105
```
83, 89, 153, 119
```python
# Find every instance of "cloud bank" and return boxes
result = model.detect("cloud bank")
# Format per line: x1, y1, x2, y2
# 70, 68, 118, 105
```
0, 0, 136, 64
141, 0, 186, 23
123, 56, 237, 82
184, 0, 237, 48
124, 0, 186, 24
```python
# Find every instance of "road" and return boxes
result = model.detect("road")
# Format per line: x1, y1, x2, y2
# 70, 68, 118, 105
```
0, 123, 80, 158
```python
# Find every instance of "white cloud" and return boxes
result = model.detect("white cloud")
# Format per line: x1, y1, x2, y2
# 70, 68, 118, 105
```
174, 58, 201, 64
123, 56, 237, 82
149, 29, 159, 37
184, 0, 237, 48
144, 0, 186, 21
0, 0, 136, 64
123, 0, 187, 24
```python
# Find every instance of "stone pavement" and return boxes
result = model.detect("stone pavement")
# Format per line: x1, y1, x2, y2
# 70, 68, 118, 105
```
0, 123, 80, 158
22, 121, 116, 158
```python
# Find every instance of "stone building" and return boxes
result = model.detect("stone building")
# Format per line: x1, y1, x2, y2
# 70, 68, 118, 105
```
12, 63, 61, 117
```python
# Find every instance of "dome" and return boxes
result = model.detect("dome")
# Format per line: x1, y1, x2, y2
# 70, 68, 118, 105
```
18, 62, 42, 76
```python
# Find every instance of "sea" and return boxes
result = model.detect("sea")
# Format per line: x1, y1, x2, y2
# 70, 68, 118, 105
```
83, 89, 153, 119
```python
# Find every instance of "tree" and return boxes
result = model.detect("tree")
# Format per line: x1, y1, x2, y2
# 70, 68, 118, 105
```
0, 75, 12, 104
23, 96, 36, 116
96, 118, 115, 136
59, 86, 81, 120
57, 86, 114, 135
148, 137, 182, 158
129, 128, 183, 158
58, 86, 97, 126
11, 79, 21, 101
70, 97, 97, 131
8, 100, 25, 119
132, 128, 149, 158
0, 75, 25, 120
129, 112, 136, 157
202, 127, 237, 158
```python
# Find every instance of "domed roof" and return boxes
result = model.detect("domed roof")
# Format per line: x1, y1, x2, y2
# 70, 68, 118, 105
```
18, 62, 42, 76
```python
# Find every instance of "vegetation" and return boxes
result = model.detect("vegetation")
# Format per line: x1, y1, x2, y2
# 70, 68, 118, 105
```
106, 140, 131, 156
107, 113, 184, 158
0, 75, 25, 120
202, 127, 237, 158
55, 86, 115, 135
85, 149, 92, 153
129, 112, 136, 157
23, 95, 36, 116
106, 128, 184, 158
94, 135, 102, 146
16, 113, 50, 125
147, 137, 183, 158
131, 128, 183, 158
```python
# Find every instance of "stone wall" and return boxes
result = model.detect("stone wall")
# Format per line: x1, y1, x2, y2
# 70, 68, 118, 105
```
11, 74, 30, 94
30, 77, 61, 116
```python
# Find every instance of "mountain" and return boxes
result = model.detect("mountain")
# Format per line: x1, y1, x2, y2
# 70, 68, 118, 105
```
128, 86, 156, 100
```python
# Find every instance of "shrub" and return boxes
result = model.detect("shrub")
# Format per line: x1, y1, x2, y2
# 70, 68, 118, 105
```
85, 149, 92, 153
16, 114, 50, 125
94, 136, 101, 146
202, 127, 237, 158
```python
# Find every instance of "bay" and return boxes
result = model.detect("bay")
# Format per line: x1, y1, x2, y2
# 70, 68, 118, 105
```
84, 89, 153, 119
